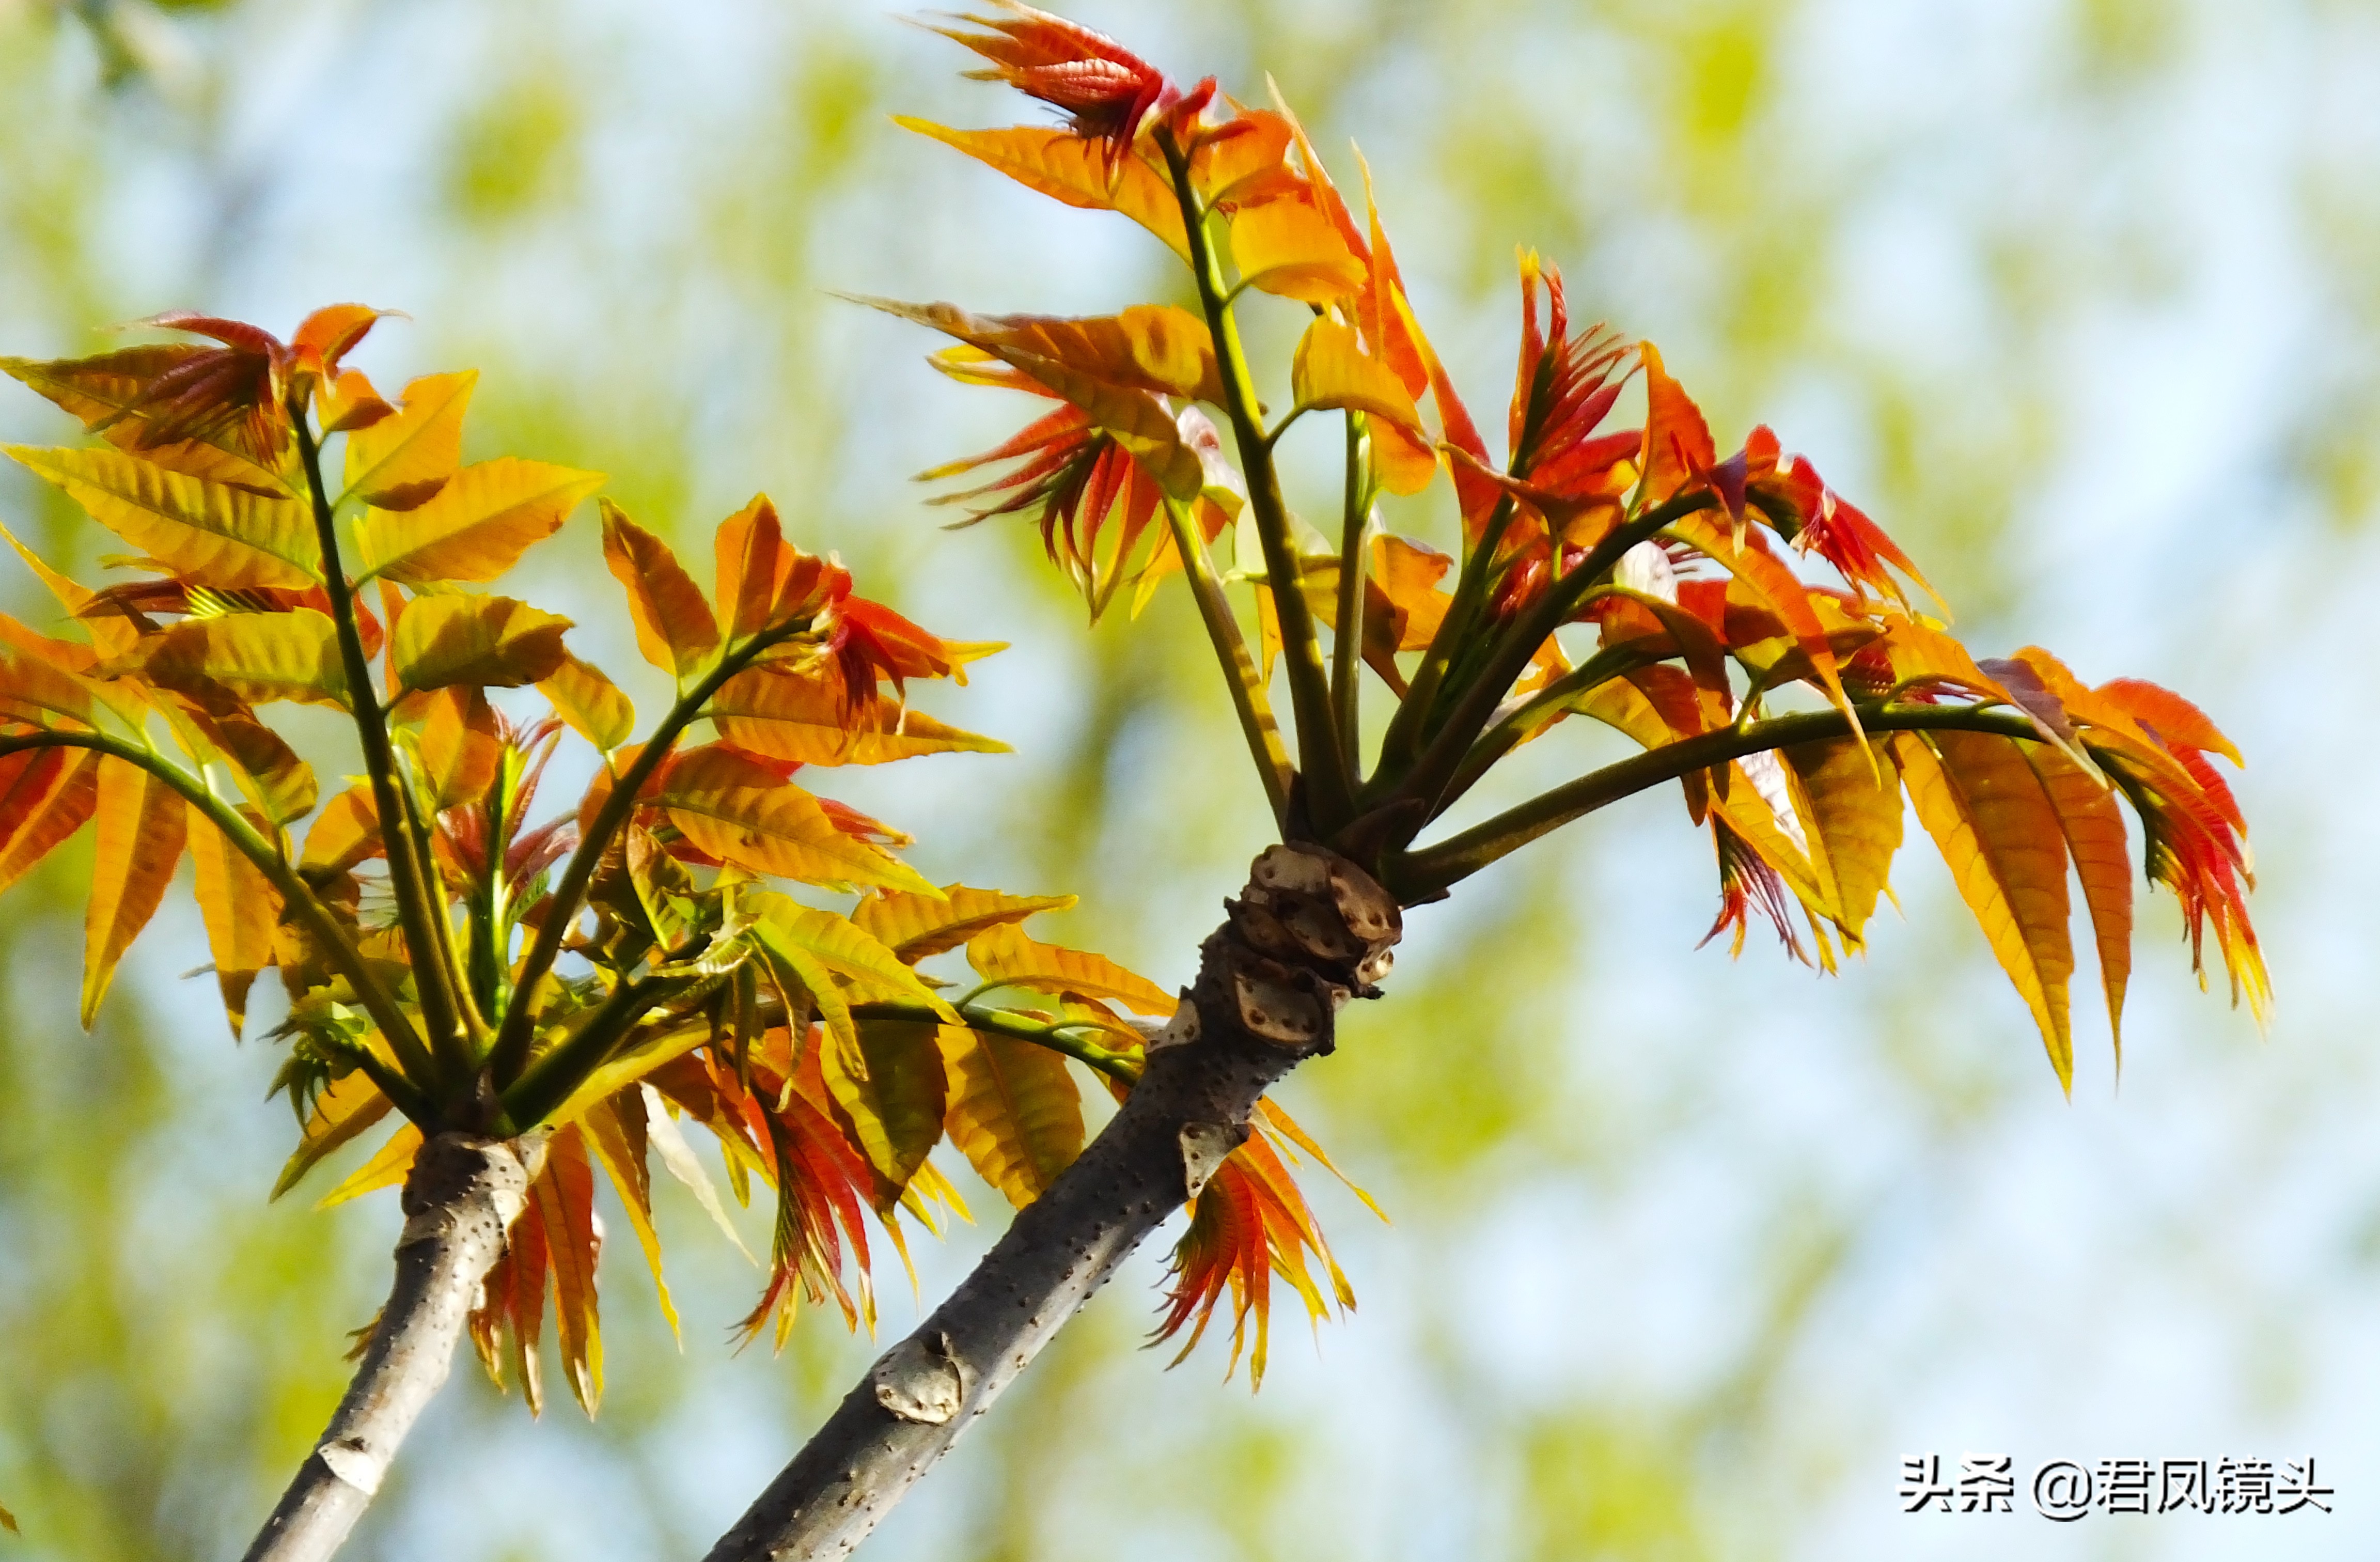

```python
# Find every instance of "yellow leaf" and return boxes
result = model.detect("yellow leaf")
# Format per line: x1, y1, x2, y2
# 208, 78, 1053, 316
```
1784, 737, 1904, 950
392, 686, 500, 810
583, 1092, 679, 1343
318, 1123, 422, 1208
535, 1125, 605, 1415
1898, 730, 2076, 1089
274, 1069, 391, 1199
895, 119, 1189, 259
710, 670, 1009, 766
355, 457, 602, 585
1230, 195, 1367, 303
3, 347, 294, 493
825, 1017, 952, 1203
1290, 318, 1421, 434
658, 745, 938, 896
82, 757, 187, 1027
539, 653, 636, 751
389, 593, 572, 691
600, 499, 719, 680
341, 369, 475, 510
138, 608, 347, 708
938, 1026, 1084, 1209
190, 808, 282, 1038
2024, 744, 2134, 1060
965, 923, 1176, 1016
298, 784, 381, 876
5, 444, 317, 586
853, 885, 1075, 962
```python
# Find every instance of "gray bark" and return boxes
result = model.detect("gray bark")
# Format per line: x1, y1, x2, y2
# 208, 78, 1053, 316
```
702, 844, 1401, 1562
241, 1132, 532, 1562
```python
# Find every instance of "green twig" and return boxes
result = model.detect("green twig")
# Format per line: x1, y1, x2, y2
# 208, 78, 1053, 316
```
1164, 498, 1292, 826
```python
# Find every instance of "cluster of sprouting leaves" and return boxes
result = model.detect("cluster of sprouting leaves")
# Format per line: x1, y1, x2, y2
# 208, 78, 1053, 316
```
892, 0, 2267, 1092
0, 298, 1365, 1406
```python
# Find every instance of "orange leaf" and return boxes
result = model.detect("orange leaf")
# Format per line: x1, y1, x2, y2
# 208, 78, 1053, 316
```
2, 347, 294, 494
82, 757, 188, 1027
853, 885, 1074, 962
1229, 194, 1367, 303
535, 1125, 605, 1415
354, 457, 602, 585
582, 1091, 679, 1342
1898, 730, 2077, 1089
298, 784, 382, 877
599, 499, 720, 680
710, 670, 1008, 766
273, 1069, 392, 1199
1783, 737, 1904, 950
138, 608, 348, 708
1638, 341, 1716, 507
388, 593, 572, 692
965, 922, 1176, 1015
2022, 744, 2134, 1059
938, 1025, 1084, 1209
341, 370, 474, 511
894, 119, 1189, 258
190, 807, 282, 1038
538, 653, 636, 752
318, 1123, 422, 1209
1290, 318, 1422, 436
656, 744, 937, 895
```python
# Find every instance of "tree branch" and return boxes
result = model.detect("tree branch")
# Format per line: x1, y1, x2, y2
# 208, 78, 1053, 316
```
1163, 497, 1293, 827
701, 845, 1401, 1562
240, 1132, 533, 1562
1388, 701, 2041, 898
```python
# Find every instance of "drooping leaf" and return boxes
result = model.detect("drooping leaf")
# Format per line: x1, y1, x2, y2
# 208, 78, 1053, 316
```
656, 744, 938, 896
825, 1016, 952, 1205
341, 369, 475, 510
6, 444, 317, 586
139, 608, 348, 708
0, 749, 98, 895
388, 593, 572, 692
582, 1091, 680, 1342
1898, 730, 2077, 1088
2022, 744, 2135, 1058
965, 923, 1176, 1015
538, 653, 636, 752
190, 808, 283, 1037
1783, 737, 1904, 950
82, 758, 189, 1028
319, 1123, 424, 1209
354, 457, 603, 585
893, 119, 1189, 258
187, 709, 319, 826
1663, 512, 1852, 720
274, 1069, 392, 1199
534, 1124, 605, 1415
299, 784, 382, 877
709, 670, 1009, 766
853, 885, 1075, 962
938, 1025, 1085, 1209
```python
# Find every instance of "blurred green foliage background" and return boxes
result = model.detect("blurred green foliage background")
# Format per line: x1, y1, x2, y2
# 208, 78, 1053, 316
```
1, 1, 2376, 1558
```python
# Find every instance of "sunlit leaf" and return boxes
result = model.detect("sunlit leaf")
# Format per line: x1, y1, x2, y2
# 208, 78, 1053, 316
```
826, 1017, 952, 1206
1898, 730, 2076, 1088
342, 369, 475, 510
139, 608, 348, 708
2023, 744, 2134, 1058
190, 807, 282, 1037
5, 444, 317, 586
1229, 194, 1366, 303
535, 1125, 605, 1415
388, 593, 572, 692
710, 670, 1009, 766
938, 1025, 1084, 1209
82, 758, 188, 1028
583, 1091, 680, 1342
318, 1124, 423, 1209
298, 784, 382, 877
1290, 318, 1422, 437
657, 744, 938, 896
3, 347, 294, 493
539, 653, 636, 752
600, 499, 720, 680
965, 922, 1175, 1015
0, 749, 98, 896
853, 884, 1075, 962
273, 1070, 391, 1200
355, 457, 602, 585
1783, 737, 1904, 950
894, 119, 1189, 258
